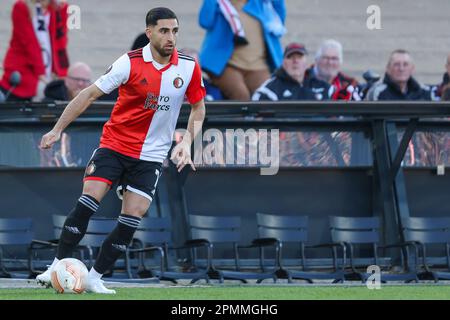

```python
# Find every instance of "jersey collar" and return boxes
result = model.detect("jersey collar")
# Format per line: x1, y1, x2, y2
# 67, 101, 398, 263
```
143, 43, 179, 66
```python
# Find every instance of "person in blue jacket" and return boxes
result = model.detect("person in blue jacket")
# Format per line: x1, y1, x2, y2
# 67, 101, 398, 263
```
198, 0, 286, 100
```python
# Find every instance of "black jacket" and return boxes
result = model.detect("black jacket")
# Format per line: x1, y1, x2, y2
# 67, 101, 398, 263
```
366, 74, 433, 101
43, 79, 69, 101
43, 79, 119, 102
304, 65, 359, 100
252, 67, 331, 101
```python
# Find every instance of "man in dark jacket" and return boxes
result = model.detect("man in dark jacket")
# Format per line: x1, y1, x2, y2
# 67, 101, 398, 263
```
43, 62, 92, 101
44, 62, 118, 102
252, 43, 331, 101
304, 39, 360, 101
366, 49, 433, 101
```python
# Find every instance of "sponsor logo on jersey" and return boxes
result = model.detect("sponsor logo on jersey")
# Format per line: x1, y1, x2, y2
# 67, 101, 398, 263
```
144, 92, 171, 111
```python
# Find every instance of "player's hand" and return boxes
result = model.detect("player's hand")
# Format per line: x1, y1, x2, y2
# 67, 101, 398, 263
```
170, 141, 196, 172
40, 130, 61, 149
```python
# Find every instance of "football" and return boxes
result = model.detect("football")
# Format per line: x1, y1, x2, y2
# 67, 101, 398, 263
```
50, 258, 89, 294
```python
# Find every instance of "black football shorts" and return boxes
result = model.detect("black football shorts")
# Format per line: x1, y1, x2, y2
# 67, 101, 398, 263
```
83, 148, 162, 202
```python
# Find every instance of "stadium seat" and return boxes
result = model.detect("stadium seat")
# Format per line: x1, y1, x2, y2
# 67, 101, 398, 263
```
0, 217, 34, 278
188, 214, 278, 284
329, 216, 418, 283
402, 217, 450, 282
256, 213, 345, 283
124, 216, 210, 283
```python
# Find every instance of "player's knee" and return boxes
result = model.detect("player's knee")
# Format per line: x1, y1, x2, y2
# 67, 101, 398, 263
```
123, 202, 150, 217
82, 184, 108, 202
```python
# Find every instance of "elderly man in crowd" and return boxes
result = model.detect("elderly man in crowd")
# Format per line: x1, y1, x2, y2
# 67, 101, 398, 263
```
43, 62, 92, 101
304, 39, 360, 100
366, 49, 433, 101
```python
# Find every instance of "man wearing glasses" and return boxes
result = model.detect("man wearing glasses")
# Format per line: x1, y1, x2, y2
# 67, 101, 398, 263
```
304, 39, 361, 101
43, 62, 92, 101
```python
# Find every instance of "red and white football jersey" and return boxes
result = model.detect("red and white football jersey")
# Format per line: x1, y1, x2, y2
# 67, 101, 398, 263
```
94, 43, 206, 163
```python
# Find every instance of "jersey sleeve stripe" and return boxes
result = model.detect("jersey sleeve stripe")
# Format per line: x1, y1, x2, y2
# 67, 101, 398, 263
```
178, 56, 195, 62
127, 48, 143, 59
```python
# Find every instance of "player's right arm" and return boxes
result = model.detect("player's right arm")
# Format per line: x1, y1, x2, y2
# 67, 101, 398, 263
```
40, 84, 104, 149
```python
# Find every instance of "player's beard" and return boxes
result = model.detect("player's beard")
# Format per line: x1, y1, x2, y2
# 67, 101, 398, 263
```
154, 42, 175, 57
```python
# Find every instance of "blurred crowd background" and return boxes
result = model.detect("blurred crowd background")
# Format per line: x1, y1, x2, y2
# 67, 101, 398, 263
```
1, 0, 449, 87
0, 0, 449, 169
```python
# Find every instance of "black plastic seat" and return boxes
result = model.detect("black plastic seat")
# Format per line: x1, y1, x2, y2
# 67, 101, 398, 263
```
329, 216, 417, 283
188, 214, 277, 284
256, 213, 344, 283
124, 216, 210, 283
402, 216, 450, 282
0, 218, 34, 278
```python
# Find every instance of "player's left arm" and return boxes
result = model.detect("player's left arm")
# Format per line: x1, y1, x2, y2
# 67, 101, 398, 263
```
171, 99, 206, 172
171, 59, 207, 172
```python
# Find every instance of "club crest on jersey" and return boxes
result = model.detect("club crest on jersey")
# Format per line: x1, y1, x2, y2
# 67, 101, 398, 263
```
173, 77, 184, 89
85, 162, 96, 176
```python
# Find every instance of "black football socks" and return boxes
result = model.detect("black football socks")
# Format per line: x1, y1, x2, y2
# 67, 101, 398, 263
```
56, 194, 99, 259
93, 214, 141, 274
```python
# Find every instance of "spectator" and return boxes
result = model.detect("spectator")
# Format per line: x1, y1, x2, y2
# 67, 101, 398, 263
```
252, 42, 331, 101
130, 32, 149, 50
44, 62, 92, 101
198, 0, 286, 100
304, 39, 360, 100
366, 49, 433, 101
0, 0, 69, 101
436, 53, 450, 98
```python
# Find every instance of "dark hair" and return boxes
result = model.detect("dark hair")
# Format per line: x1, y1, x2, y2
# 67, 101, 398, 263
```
146, 7, 178, 27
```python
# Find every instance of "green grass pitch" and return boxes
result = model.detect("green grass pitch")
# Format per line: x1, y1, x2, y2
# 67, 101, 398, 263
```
1, 285, 450, 300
